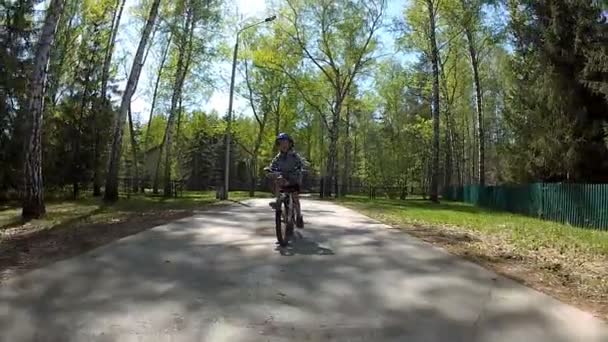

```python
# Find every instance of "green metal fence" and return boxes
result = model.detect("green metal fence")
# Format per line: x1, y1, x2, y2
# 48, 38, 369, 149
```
443, 183, 608, 230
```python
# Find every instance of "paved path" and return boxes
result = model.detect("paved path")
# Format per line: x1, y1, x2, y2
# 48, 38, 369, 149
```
0, 199, 606, 342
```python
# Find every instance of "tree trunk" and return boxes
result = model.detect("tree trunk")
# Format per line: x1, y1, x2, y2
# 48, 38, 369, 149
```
468, 113, 475, 185
143, 33, 172, 180
175, 97, 184, 181
306, 123, 312, 161
325, 112, 340, 198
341, 104, 351, 196
47, 1, 76, 108
22, 0, 65, 220
142, 35, 172, 194
72, 57, 94, 200
243, 62, 269, 198
93, 0, 127, 196
438, 51, 456, 190
353, 131, 358, 191
443, 107, 457, 189
163, 6, 194, 197
319, 117, 326, 198
249, 120, 267, 196
127, 13, 157, 194
464, 27, 485, 186
128, 104, 139, 193
152, 131, 166, 194
463, 112, 470, 184
427, 0, 441, 203
249, 156, 257, 197
104, 0, 161, 202
100, 0, 126, 100
92, 119, 103, 196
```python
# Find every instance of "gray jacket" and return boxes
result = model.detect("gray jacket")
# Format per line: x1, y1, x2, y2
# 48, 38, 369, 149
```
268, 150, 305, 184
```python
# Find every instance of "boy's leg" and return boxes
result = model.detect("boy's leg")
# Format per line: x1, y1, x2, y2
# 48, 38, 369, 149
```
269, 176, 287, 209
269, 176, 279, 209
294, 192, 304, 228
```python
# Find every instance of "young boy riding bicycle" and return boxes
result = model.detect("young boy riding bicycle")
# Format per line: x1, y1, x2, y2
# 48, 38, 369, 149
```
264, 133, 305, 228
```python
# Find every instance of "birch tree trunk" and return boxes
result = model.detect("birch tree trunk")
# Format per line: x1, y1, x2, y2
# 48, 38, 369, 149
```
324, 98, 342, 198
152, 132, 166, 194
427, 0, 441, 203
163, 4, 195, 197
128, 104, 139, 192
341, 103, 351, 196
100, 0, 126, 100
93, 0, 127, 196
104, 0, 161, 202
22, 0, 65, 220
143, 33, 172, 180
465, 27, 485, 186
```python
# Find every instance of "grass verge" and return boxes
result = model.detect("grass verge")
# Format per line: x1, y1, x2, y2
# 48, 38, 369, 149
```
338, 196, 608, 321
0, 191, 268, 283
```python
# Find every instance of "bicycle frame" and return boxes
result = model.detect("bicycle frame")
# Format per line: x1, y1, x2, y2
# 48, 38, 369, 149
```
277, 190, 296, 226
267, 170, 300, 246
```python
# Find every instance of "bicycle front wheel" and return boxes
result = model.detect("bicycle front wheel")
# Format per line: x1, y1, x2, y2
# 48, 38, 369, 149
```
275, 198, 290, 247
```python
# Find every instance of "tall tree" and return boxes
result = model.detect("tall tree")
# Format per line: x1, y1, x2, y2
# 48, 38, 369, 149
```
92, 0, 127, 196
426, 0, 441, 202
143, 33, 172, 176
237, 61, 279, 196
163, 0, 196, 196
104, 0, 161, 202
505, 0, 608, 182
1, 0, 38, 194
127, 104, 140, 191
71, 25, 99, 199
456, 0, 491, 185
22, 0, 66, 219
100, 0, 126, 101
283, 0, 385, 197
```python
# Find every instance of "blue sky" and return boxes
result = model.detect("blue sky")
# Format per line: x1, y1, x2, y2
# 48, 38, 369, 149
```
113, 0, 410, 122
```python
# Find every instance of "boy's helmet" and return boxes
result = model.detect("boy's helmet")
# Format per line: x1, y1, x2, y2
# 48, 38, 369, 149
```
276, 132, 294, 146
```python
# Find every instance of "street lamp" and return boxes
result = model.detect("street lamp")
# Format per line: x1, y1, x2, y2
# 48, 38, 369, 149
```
220, 15, 277, 200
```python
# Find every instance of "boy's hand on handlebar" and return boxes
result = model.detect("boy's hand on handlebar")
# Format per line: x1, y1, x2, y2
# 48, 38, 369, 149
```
264, 167, 281, 176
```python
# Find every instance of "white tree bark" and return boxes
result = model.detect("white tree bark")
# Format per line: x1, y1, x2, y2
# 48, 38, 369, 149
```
163, 4, 196, 196
427, 0, 441, 203
22, 0, 65, 219
104, 0, 162, 201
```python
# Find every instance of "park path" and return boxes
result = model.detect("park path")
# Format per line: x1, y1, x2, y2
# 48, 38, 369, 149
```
0, 199, 606, 342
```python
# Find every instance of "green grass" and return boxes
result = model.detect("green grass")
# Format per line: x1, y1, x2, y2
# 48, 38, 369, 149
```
0, 191, 271, 235
339, 195, 608, 257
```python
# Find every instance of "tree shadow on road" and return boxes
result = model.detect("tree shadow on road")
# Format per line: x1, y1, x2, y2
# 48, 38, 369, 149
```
0, 207, 606, 341
275, 232, 335, 256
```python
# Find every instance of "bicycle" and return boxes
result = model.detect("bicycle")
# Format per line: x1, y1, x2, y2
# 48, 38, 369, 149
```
265, 170, 300, 247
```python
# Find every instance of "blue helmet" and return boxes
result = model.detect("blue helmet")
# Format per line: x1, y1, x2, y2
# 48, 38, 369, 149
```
276, 132, 294, 145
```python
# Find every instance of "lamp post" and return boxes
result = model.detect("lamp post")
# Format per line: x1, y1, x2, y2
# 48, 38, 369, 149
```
220, 15, 276, 200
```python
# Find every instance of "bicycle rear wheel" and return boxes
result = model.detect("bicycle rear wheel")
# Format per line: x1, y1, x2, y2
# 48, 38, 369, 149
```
275, 198, 290, 247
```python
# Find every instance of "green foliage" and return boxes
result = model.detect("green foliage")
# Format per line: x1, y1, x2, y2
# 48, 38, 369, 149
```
2, 0, 607, 202
504, 0, 608, 182
0, 0, 39, 191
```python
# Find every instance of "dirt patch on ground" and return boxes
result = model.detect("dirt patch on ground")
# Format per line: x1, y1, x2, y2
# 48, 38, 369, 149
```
0, 210, 193, 283
396, 222, 608, 321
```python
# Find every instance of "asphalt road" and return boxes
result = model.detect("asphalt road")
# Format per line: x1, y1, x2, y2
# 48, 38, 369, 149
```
0, 199, 606, 342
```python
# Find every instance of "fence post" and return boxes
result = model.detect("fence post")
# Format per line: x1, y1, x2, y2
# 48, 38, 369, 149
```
540, 183, 545, 219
